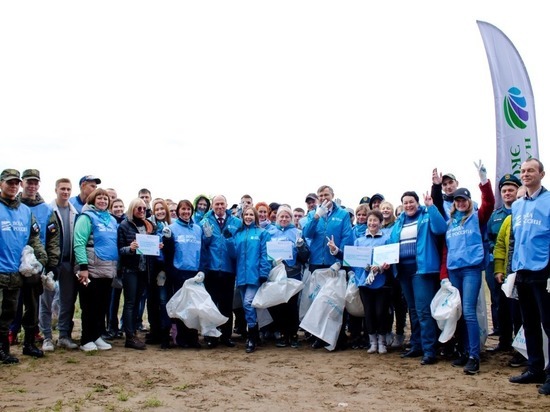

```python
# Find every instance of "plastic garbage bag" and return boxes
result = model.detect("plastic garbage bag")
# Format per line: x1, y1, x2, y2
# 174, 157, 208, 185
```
501, 272, 518, 300
299, 266, 347, 351
19, 245, 43, 277
431, 284, 462, 343
299, 262, 341, 321
345, 271, 364, 317
166, 271, 228, 337
252, 262, 304, 309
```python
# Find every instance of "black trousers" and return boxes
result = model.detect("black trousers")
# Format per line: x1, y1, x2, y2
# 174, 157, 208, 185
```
204, 271, 236, 340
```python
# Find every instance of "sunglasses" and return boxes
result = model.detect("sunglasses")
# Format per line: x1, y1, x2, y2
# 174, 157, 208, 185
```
135, 206, 147, 212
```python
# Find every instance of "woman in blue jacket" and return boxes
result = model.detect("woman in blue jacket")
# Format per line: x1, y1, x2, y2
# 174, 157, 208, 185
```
226, 206, 271, 353
444, 181, 494, 375
267, 205, 309, 348
388, 191, 447, 365
163, 199, 204, 349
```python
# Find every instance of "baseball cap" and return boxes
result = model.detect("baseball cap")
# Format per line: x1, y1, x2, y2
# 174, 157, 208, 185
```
1, 169, 21, 182
359, 196, 371, 205
442, 173, 456, 181
305, 193, 318, 202
22, 169, 40, 181
79, 175, 102, 186
369, 193, 385, 207
499, 173, 521, 190
452, 188, 471, 200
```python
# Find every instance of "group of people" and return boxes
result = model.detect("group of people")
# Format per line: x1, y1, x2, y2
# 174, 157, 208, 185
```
0, 158, 548, 395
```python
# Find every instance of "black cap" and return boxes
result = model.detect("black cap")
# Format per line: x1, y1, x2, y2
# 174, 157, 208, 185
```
452, 188, 471, 200
369, 193, 385, 208
305, 193, 318, 202
498, 174, 521, 190
359, 196, 371, 205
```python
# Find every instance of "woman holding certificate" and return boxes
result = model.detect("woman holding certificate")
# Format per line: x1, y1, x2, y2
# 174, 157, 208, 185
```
352, 210, 391, 354
226, 206, 271, 353
73, 188, 119, 352
268, 205, 310, 348
117, 197, 158, 350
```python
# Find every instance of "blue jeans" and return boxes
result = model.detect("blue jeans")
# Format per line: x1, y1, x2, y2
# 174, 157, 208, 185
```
239, 285, 259, 328
449, 267, 482, 360
108, 287, 123, 332
39, 282, 60, 340
398, 263, 439, 357
122, 270, 147, 336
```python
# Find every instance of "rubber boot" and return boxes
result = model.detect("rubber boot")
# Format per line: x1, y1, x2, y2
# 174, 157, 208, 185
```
246, 324, 259, 353
367, 334, 377, 354
0, 339, 19, 364
378, 334, 387, 354
22, 329, 44, 358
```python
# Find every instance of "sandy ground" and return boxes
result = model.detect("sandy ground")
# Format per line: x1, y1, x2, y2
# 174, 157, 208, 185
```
2, 323, 550, 412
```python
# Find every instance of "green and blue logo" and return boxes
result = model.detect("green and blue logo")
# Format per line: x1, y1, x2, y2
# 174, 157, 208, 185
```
503, 87, 528, 129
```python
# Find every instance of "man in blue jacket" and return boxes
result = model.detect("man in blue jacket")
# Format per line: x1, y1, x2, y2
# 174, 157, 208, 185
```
508, 158, 550, 396
302, 185, 353, 349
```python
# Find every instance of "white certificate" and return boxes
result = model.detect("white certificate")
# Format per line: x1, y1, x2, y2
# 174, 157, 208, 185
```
267, 240, 293, 261
136, 234, 160, 256
373, 243, 400, 265
343, 245, 373, 268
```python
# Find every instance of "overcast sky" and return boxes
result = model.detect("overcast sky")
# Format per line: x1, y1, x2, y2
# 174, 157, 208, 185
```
1, 1, 548, 212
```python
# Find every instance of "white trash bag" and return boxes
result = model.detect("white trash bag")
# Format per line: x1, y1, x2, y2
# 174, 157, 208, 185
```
252, 262, 304, 309
299, 266, 347, 351
19, 245, 43, 277
512, 325, 549, 365
345, 271, 364, 318
431, 284, 462, 343
501, 272, 518, 300
299, 263, 341, 321
166, 271, 228, 338
477, 283, 489, 347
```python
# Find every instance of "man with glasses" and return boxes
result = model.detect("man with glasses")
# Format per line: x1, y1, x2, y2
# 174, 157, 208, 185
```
0, 169, 47, 364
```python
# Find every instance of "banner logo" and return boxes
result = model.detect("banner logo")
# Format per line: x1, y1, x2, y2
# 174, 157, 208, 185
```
504, 87, 528, 129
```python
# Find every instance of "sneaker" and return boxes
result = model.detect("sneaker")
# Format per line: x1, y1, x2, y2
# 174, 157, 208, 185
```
538, 375, 550, 395
463, 357, 480, 374
508, 352, 528, 368
290, 336, 301, 348
57, 337, 78, 350
391, 334, 405, 349
42, 338, 55, 352
451, 354, 469, 367
80, 342, 98, 352
94, 337, 112, 351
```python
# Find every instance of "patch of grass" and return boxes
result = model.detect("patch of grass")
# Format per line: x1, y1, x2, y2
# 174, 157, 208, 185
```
51, 399, 63, 411
7, 387, 27, 393
173, 384, 189, 391
66, 357, 79, 364
93, 383, 107, 392
144, 397, 162, 408
117, 391, 130, 401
